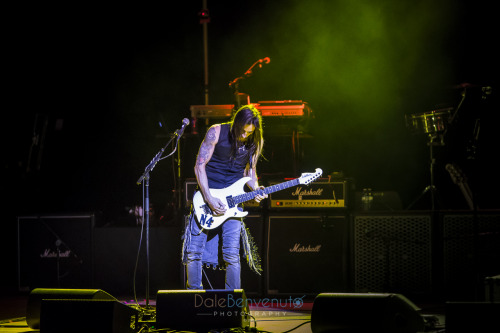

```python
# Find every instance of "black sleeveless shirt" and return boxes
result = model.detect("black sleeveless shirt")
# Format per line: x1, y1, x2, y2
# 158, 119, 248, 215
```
205, 123, 250, 189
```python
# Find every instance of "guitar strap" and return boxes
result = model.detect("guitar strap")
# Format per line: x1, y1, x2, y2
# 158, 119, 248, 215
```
240, 219, 262, 275
180, 212, 193, 265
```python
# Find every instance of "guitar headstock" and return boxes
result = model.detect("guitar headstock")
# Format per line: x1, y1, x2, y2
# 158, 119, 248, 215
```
446, 163, 465, 184
298, 168, 323, 185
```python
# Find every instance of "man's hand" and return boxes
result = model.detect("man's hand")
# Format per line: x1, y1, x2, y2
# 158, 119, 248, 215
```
207, 196, 226, 215
254, 186, 268, 203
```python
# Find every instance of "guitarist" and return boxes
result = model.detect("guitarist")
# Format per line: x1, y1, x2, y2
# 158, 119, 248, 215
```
182, 105, 267, 290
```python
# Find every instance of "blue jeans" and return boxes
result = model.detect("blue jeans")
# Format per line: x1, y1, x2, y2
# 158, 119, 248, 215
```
184, 215, 242, 290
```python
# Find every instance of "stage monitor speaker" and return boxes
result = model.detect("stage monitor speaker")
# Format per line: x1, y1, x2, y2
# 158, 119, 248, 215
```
156, 289, 250, 331
311, 293, 425, 333
26, 288, 117, 329
40, 299, 137, 333
267, 215, 349, 295
446, 302, 500, 333
17, 214, 95, 291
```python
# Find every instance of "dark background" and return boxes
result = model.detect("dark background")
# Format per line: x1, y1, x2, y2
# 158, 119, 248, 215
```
3, 0, 498, 293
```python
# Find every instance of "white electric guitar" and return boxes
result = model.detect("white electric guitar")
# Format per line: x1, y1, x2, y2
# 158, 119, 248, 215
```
193, 168, 323, 229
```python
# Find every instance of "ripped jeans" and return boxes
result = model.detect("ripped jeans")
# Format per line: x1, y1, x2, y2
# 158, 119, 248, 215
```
184, 214, 242, 290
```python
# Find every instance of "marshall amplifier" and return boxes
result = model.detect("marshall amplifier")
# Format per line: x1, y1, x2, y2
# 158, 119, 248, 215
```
184, 178, 198, 209
269, 181, 348, 209
17, 214, 95, 291
266, 214, 350, 295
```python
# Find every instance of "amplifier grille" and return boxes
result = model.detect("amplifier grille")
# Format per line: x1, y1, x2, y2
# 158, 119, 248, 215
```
443, 213, 500, 300
353, 214, 432, 296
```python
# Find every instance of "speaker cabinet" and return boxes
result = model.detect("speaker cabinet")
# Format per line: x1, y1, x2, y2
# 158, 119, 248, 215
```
442, 212, 500, 301
156, 289, 250, 331
353, 214, 432, 297
266, 214, 349, 295
17, 214, 95, 291
311, 293, 425, 333
184, 178, 197, 209
26, 288, 117, 329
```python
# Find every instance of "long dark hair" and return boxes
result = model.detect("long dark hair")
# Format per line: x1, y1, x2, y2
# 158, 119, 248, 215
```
229, 104, 264, 167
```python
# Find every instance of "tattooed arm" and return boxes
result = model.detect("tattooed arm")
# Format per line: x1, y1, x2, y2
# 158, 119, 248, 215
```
194, 124, 226, 214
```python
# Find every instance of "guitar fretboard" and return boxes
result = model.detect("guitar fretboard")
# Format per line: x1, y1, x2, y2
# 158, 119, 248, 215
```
230, 178, 300, 206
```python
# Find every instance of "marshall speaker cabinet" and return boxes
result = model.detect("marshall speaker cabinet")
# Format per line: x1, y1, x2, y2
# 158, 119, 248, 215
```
442, 212, 500, 301
17, 214, 95, 291
352, 213, 433, 298
269, 181, 348, 209
266, 214, 350, 295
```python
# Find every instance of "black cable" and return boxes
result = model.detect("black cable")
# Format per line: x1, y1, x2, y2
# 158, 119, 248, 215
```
250, 318, 312, 333
280, 320, 311, 333
202, 266, 214, 289
132, 191, 146, 308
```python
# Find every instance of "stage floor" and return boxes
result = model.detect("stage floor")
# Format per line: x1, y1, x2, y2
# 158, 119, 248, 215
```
0, 293, 446, 333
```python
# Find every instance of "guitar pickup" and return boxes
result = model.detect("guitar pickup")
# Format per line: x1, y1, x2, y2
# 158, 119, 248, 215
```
226, 196, 236, 208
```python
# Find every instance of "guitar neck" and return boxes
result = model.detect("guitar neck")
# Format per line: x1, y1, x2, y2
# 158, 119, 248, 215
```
232, 178, 300, 205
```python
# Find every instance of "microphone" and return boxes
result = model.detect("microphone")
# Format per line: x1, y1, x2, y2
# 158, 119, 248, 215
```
176, 118, 190, 137
258, 57, 271, 68
260, 57, 271, 64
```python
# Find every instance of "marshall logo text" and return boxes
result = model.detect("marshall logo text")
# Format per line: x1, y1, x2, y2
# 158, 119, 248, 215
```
291, 187, 324, 200
289, 243, 321, 253
40, 249, 71, 258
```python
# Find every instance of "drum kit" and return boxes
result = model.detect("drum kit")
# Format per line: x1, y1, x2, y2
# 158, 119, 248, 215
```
405, 83, 494, 210
407, 107, 453, 142
405, 107, 455, 210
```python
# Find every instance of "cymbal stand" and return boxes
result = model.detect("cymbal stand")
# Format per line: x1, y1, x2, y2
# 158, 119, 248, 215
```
406, 133, 443, 210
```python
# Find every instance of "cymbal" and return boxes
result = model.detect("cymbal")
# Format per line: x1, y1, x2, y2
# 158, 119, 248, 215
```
449, 82, 479, 89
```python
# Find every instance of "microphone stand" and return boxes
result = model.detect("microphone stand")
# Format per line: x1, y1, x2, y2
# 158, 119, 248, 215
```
229, 58, 265, 109
136, 125, 185, 309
